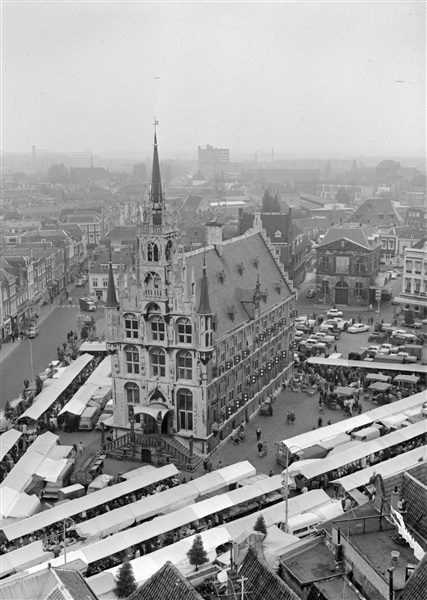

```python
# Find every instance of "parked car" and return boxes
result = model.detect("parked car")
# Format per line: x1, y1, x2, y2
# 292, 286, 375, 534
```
75, 278, 85, 287
348, 323, 370, 334
380, 323, 394, 332
391, 298, 400, 305
295, 323, 312, 334
294, 329, 305, 340
306, 289, 315, 298
391, 352, 417, 363
378, 344, 399, 355
26, 326, 39, 338
406, 321, 423, 329
327, 309, 343, 318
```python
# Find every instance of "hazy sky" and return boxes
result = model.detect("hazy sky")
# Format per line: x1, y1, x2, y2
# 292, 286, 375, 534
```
2, 1, 426, 158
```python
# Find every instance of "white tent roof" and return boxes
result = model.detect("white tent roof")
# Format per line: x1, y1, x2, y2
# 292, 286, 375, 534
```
0, 429, 22, 461
120, 465, 156, 480
19, 354, 94, 421
79, 341, 107, 353
333, 446, 427, 491
58, 382, 99, 417
0, 541, 51, 577
1, 464, 179, 542
28, 432, 59, 455
297, 420, 427, 480
0, 487, 40, 519
35, 458, 70, 483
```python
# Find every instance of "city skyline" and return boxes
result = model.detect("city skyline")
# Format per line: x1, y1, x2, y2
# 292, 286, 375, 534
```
2, 2, 426, 158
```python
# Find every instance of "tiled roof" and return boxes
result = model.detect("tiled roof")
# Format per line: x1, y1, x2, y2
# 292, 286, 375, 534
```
399, 552, 427, 600
127, 561, 204, 600
393, 226, 426, 240
54, 568, 99, 600
181, 195, 204, 212
185, 231, 293, 339
348, 197, 403, 226
239, 213, 292, 244
102, 226, 137, 242
0, 267, 16, 285
402, 472, 427, 541
318, 224, 376, 249
239, 546, 299, 600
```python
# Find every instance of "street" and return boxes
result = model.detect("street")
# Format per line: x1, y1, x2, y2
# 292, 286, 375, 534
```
0, 286, 105, 409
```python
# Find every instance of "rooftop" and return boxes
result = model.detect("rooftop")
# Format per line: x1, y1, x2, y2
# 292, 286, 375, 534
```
282, 539, 347, 585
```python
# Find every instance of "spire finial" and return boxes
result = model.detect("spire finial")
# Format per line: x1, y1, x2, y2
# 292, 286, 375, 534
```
153, 116, 159, 138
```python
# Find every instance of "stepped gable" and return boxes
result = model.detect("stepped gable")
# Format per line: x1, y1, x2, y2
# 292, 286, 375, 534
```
127, 560, 204, 600
238, 546, 299, 600
186, 231, 292, 338
399, 552, 427, 600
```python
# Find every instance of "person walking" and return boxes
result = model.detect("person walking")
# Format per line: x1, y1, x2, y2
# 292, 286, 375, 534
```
78, 441, 84, 454
257, 441, 263, 456
317, 417, 323, 428
256, 426, 262, 441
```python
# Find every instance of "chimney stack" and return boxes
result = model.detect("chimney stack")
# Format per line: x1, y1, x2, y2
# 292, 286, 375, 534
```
206, 221, 223, 257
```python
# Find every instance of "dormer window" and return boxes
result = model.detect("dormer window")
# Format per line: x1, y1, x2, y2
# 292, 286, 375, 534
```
252, 257, 259, 269
237, 262, 244, 276
260, 290, 268, 303
274, 282, 282, 294
226, 305, 235, 321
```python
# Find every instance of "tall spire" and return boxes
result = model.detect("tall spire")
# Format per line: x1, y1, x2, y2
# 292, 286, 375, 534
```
197, 256, 212, 315
105, 246, 119, 309
150, 117, 163, 207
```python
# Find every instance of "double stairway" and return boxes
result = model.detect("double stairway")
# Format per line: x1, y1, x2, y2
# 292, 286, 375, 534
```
103, 431, 202, 472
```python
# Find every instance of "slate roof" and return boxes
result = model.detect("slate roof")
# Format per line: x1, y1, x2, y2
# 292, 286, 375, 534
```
54, 568, 99, 600
318, 224, 378, 250
399, 552, 427, 600
238, 546, 299, 600
185, 230, 293, 339
127, 560, 204, 600
0, 567, 98, 600
393, 226, 426, 240
100, 226, 137, 244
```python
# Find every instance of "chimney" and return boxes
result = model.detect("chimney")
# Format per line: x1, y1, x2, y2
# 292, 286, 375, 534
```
253, 213, 262, 231
206, 221, 223, 257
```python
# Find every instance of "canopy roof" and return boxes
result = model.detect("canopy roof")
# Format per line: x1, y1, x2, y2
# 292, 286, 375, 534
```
0, 429, 22, 462
368, 382, 393, 391
333, 446, 427, 491
334, 386, 356, 396
394, 374, 420, 383
1, 464, 179, 542
297, 420, 427, 481
19, 354, 94, 421
366, 373, 390, 382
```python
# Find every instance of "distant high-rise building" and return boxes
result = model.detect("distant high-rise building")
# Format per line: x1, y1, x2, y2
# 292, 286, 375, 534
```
198, 145, 229, 181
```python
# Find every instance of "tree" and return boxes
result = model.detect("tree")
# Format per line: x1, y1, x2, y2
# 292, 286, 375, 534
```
262, 189, 280, 213
3, 401, 14, 422
46, 163, 69, 184
187, 534, 208, 571
114, 561, 137, 599
404, 310, 415, 326
253, 514, 267, 536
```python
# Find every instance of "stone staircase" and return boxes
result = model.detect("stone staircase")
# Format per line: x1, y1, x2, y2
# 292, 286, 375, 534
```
104, 432, 202, 472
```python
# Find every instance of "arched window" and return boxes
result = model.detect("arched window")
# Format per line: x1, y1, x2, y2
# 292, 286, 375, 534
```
177, 388, 193, 431
125, 382, 140, 405
147, 243, 159, 262
150, 315, 165, 341
177, 317, 192, 344
176, 350, 192, 380
123, 313, 138, 339
144, 272, 161, 289
124, 345, 139, 374
165, 240, 173, 261
150, 347, 166, 377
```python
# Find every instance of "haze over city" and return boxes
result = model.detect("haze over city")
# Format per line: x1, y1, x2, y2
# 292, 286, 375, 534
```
2, 1, 426, 159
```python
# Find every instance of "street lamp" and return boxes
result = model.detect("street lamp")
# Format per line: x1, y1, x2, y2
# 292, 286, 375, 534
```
21, 334, 34, 381
281, 445, 302, 533
63, 517, 75, 563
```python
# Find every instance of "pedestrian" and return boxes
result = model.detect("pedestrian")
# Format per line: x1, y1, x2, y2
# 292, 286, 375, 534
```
217, 460, 222, 470
78, 441, 84, 454
257, 441, 263, 456
256, 426, 262, 441
317, 417, 323, 428
327, 419, 332, 426
318, 400, 324, 414
203, 458, 208, 472
334, 343, 337, 353
269, 470, 273, 477
262, 441, 268, 456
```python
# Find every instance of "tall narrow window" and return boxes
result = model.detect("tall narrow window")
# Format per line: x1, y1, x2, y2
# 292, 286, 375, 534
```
150, 316, 165, 341
124, 345, 139, 374
147, 243, 159, 262
150, 348, 166, 377
177, 350, 192, 380
124, 313, 138, 339
177, 318, 192, 344
125, 381, 140, 405
177, 389, 193, 431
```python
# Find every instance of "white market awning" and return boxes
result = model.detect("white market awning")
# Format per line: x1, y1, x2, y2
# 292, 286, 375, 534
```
0, 429, 22, 462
